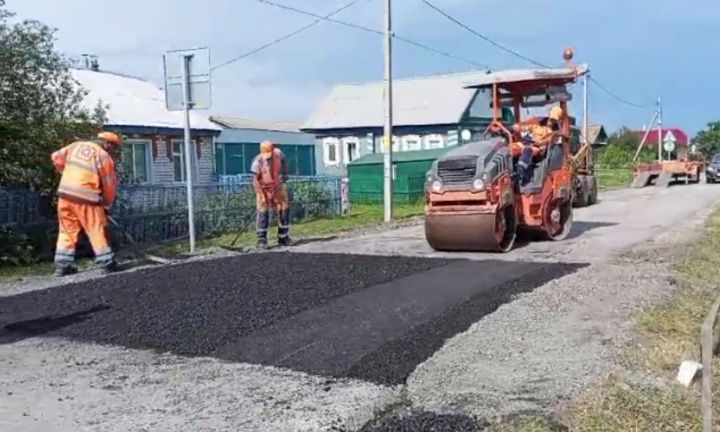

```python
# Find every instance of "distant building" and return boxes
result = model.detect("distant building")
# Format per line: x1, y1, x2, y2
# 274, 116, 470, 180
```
628, 127, 689, 149
585, 124, 609, 146
71, 68, 222, 185
211, 116, 317, 177
301, 71, 513, 176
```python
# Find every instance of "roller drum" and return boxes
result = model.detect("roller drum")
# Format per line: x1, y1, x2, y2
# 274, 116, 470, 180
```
425, 209, 515, 252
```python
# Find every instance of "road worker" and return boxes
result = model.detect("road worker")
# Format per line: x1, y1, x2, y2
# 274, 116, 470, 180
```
250, 140, 291, 248
516, 105, 563, 185
51, 131, 121, 276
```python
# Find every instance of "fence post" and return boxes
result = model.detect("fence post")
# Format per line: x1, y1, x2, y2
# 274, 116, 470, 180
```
701, 293, 720, 432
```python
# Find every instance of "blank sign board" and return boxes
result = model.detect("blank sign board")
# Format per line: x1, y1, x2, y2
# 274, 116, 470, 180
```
163, 47, 212, 111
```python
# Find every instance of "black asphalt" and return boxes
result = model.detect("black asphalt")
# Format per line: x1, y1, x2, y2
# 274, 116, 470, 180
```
0, 252, 584, 385
359, 410, 481, 432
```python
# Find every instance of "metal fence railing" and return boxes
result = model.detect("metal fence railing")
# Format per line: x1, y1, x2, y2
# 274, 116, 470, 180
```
0, 176, 344, 247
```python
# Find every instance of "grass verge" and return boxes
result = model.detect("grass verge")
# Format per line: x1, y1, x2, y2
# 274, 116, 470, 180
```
150, 202, 425, 255
498, 210, 720, 431
597, 168, 633, 190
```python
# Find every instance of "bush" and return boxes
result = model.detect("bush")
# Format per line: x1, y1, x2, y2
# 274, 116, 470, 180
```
0, 227, 35, 266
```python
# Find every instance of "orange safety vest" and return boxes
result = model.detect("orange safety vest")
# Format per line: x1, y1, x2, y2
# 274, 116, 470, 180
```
252, 149, 287, 187
51, 141, 117, 207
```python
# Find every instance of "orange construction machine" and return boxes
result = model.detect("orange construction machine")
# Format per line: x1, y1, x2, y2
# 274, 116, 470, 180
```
424, 50, 587, 252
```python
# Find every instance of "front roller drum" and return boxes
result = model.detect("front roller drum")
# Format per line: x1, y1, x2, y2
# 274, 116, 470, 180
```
425, 205, 516, 252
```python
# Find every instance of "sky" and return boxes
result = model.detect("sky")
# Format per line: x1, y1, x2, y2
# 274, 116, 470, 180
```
7, 0, 719, 135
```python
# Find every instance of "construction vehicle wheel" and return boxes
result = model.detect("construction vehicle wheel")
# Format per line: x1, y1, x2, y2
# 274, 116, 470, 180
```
587, 177, 598, 205
424, 204, 517, 252
542, 196, 573, 241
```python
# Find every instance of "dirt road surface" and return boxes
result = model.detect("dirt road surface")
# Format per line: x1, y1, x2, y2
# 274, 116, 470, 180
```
1, 184, 718, 432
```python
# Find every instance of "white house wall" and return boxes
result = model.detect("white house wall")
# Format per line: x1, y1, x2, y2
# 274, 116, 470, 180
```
315, 128, 463, 176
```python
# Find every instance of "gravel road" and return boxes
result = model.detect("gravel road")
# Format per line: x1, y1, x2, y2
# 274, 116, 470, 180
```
1, 184, 719, 432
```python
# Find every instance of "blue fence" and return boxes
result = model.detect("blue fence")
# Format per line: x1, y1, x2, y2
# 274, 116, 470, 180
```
0, 176, 343, 248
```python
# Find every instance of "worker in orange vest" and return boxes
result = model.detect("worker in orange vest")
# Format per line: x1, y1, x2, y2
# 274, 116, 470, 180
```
516, 105, 563, 185
51, 131, 121, 276
250, 140, 291, 248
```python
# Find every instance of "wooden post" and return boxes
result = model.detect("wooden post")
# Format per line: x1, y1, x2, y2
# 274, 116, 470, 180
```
701, 294, 720, 432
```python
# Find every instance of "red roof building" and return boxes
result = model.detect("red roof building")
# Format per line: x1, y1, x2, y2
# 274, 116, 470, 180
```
628, 127, 690, 148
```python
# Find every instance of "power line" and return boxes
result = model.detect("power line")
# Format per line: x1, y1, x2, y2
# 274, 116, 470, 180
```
420, 0, 549, 68
249, 0, 487, 69
588, 76, 653, 109
420, 0, 653, 110
212, 0, 361, 71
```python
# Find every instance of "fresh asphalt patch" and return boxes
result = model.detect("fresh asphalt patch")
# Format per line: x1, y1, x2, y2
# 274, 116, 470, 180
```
0, 252, 584, 386
359, 410, 482, 432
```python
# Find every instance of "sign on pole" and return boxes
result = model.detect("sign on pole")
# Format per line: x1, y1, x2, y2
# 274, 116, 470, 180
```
163, 47, 212, 111
663, 130, 676, 153
163, 47, 212, 253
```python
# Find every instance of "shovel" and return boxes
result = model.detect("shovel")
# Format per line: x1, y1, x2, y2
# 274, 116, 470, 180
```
107, 215, 173, 265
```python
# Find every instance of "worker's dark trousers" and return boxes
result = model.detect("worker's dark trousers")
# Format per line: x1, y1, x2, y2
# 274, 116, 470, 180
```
256, 209, 291, 244
278, 209, 290, 241
516, 145, 535, 185
256, 210, 269, 244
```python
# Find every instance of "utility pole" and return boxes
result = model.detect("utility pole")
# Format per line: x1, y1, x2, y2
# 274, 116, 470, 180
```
382, 0, 394, 222
657, 97, 663, 163
583, 73, 589, 160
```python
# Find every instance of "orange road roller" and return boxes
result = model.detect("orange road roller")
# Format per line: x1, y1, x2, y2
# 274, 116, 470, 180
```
425, 51, 587, 252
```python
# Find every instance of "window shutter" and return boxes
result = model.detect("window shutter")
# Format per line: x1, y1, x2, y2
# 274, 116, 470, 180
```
166, 136, 173, 160
151, 136, 158, 159
196, 138, 202, 159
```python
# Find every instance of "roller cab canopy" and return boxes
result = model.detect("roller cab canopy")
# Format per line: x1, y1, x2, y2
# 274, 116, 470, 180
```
463, 64, 590, 108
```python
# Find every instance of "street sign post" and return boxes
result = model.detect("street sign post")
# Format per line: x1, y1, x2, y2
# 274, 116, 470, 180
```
163, 47, 211, 253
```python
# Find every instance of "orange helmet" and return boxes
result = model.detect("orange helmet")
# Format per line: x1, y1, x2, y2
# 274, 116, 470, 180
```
260, 140, 274, 159
549, 106, 564, 121
97, 131, 122, 146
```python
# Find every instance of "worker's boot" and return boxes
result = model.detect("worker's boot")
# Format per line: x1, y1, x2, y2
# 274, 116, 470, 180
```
100, 260, 119, 275
277, 208, 292, 247
54, 264, 78, 277
256, 209, 269, 250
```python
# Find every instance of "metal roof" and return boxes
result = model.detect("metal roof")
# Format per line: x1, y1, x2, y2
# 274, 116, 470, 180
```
301, 70, 492, 131
210, 116, 304, 133
71, 69, 221, 131
462, 64, 589, 89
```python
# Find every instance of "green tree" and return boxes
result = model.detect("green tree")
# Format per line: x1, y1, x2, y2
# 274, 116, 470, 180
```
595, 128, 656, 167
693, 121, 720, 158
0, 0, 106, 195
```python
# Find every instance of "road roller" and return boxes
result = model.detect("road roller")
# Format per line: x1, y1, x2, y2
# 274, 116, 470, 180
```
424, 50, 587, 252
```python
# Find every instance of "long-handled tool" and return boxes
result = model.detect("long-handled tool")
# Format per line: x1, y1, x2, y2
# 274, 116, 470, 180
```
107, 216, 173, 264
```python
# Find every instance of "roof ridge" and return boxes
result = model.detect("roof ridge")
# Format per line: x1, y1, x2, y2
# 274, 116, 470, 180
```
336, 69, 490, 87
70, 68, 155, 84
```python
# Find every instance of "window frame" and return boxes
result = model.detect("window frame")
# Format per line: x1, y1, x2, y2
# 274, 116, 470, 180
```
424, 134, 445, 149
323, 137, 340, 166
402, 135, 423, 151
342, 136, 360, 164
122, 138, 152, 183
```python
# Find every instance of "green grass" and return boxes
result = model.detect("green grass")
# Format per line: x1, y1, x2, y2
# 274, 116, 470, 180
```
151, 202, 425, 255
0, 258, 95, 284
597, 168, 633, 190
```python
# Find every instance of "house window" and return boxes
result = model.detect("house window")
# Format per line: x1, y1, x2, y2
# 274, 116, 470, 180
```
392, 136, 400, 152
342, 137, 359, 164
323, 137, 340, 166
403, 135, 422, 151
121, 139, 151, 183
425, 134, 445, 149
171, 140, 187, 182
